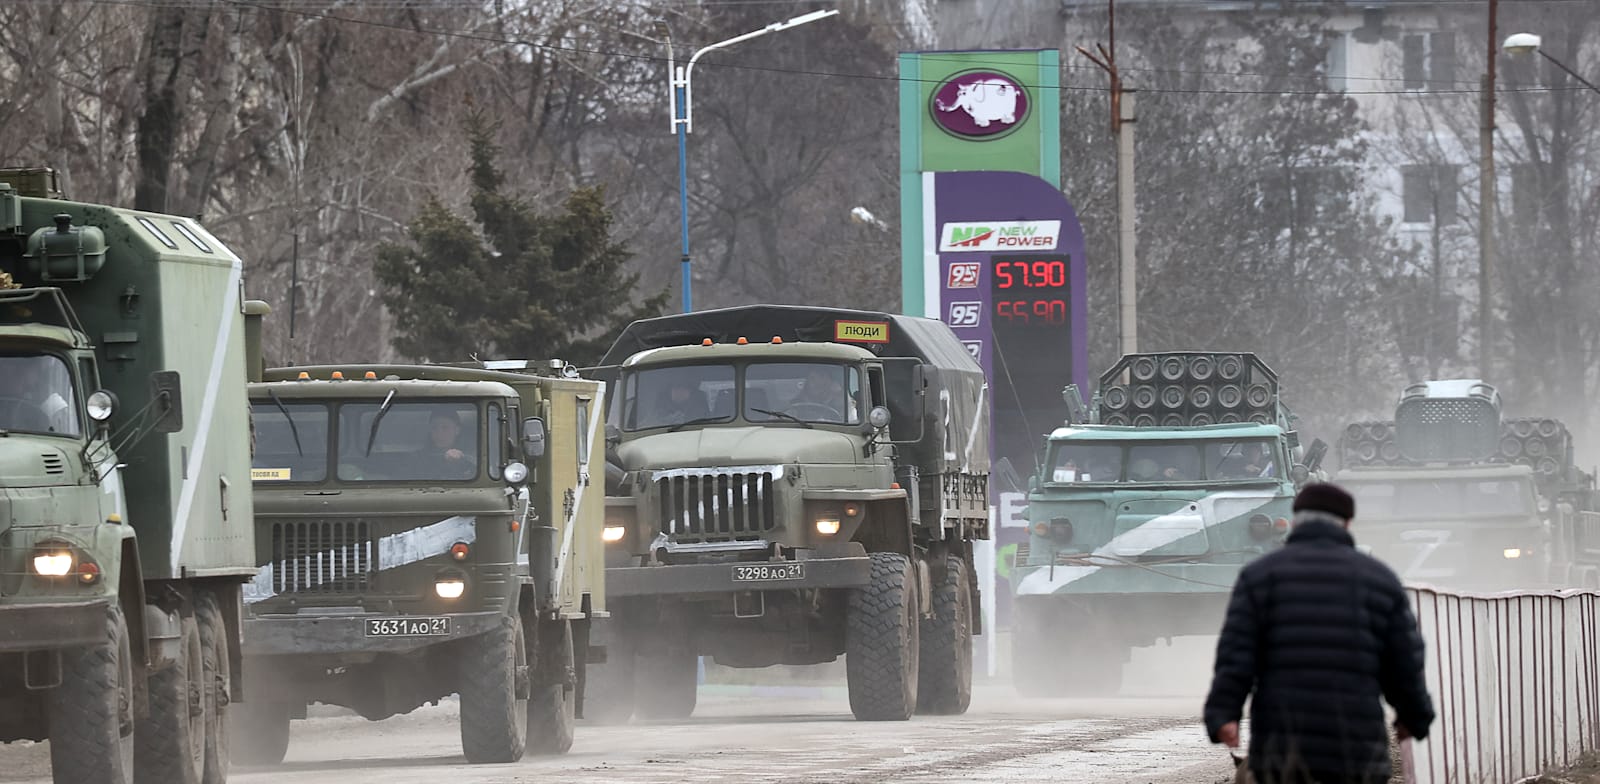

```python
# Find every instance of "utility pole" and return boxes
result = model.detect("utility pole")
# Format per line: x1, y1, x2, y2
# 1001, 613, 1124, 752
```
1478, 0, 1498, 379
1079, 0, 1138, 355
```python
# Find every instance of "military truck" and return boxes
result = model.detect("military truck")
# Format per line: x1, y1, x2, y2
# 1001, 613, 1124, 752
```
1336, 380, 1600, 591
1010, 352, 1323, 696
583, 305, 988, 722
234, 361, 606, 764
0, 169, 261, 784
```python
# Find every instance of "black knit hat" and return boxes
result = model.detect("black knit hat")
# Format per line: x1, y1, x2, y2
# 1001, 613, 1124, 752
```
1293, 482, 1356, 521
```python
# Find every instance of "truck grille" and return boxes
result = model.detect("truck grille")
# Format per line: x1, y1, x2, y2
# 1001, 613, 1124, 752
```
269, 520, 377, 594
657, 470, 779, 542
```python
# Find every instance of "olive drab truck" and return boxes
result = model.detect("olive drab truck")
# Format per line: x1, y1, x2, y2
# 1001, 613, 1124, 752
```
582, 305, 989, 723
234, 361, 605, 765
1010, 352, 1325, 696
1335, 380, 1600, 591
0, 168, 262, 784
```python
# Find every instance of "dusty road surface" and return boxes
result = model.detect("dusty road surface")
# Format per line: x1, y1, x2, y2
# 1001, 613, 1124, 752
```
0, 641, 1236, 783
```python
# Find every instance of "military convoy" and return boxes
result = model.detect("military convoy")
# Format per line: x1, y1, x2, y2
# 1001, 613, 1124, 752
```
0, 169, 261, 783
1010, 352, 1324, 696
583, 306, 989, 722
236, 361, 606, 764
1336, 380, 1600, 591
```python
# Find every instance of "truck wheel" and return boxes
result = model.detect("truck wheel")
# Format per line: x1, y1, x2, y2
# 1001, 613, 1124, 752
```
458, 611, 528, 763
47, 604, 135, 784
847, 552, 920, 721
195, 594, 230, 783
135, 606, 205, 784
526, 619, 576, 754
916, 555, 972, 715
228, 700, 291, 766
579, 621, 636, 724
633, 648, 697, 720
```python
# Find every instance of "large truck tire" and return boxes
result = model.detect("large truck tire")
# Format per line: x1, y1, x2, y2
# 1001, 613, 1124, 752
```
195, 594, 230, 783
525, 619, 576, 755
458, 611, 529, 763
633, 647, 697, 720
47, 604, 135, 784
579, 621, 636, 725
916, 554, 973, 715
135, 605, 206, 784
846, 552, 920, 721
228, 699, 291, 766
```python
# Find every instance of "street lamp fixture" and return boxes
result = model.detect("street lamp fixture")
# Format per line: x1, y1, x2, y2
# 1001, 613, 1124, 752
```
1503, 32, 1600, 95
657, 9, 840, 312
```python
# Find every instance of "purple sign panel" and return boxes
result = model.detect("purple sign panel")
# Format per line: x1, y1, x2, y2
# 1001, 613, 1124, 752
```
928, 171, 1087, 621
929, 70, 1031, 141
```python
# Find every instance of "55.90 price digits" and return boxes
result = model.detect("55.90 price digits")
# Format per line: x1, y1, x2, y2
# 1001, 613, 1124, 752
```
994, 259, 1067, 289
996, 299, 1068, 324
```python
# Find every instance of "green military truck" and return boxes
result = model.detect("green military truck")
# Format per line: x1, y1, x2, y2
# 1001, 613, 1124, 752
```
1011, 352, 1324, 696
234, 361, 606, 764
585, 306, 989, 722
1336, 380, 1600, 591
0, 169, 261, 784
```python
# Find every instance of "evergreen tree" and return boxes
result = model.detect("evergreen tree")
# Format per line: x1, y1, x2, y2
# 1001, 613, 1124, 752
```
375, 113, 666, 365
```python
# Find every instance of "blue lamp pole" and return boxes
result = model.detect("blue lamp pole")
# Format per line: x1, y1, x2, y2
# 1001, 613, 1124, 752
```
662, 9, 839, 313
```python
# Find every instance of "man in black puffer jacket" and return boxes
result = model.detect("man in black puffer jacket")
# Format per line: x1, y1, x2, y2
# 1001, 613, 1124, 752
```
1204, 483, 1435, 784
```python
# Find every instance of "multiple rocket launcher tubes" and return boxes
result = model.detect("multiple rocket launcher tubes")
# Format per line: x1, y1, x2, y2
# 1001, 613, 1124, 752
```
1095, 352, 1281, 428
1341, 417, 1576, 479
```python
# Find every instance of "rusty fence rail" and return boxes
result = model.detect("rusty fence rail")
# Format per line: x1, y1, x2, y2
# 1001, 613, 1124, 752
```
1409, 586, 1600, 784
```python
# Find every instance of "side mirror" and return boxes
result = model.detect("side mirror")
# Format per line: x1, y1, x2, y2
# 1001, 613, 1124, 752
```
522, 417, 547, 459
148, 371, 183, 434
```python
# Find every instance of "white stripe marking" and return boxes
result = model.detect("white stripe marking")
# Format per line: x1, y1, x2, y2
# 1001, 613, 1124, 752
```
243, 515, 477, 604
921, 170, 939, 319
169, 254, 243, 573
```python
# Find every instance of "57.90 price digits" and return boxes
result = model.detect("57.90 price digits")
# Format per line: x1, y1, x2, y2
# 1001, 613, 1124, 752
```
996, 299, 1068, 325
994, 259, 1067, 289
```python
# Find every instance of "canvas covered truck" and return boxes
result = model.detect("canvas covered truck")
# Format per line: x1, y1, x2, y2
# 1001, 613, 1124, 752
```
0, 168, 261, 784
1336, 380, 1600, 591
583, 305, 989, 722
1011, 352, 1324, 696
235, 361, 606, 764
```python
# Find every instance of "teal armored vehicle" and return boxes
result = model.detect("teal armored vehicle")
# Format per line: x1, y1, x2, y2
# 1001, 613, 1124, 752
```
1336, 380, 1600, 590
585, 306, 989, 722
0, 169, 262, 783
1011, 352, 1323, 695
234, 361, 606, 764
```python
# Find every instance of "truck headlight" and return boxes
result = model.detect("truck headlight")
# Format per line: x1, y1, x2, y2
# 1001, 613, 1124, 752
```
33, 551, 73, 576
602, 525, 627, 543
435, 578, 466, 599
1503, 548, 1528, 560
815, 516, 841, 536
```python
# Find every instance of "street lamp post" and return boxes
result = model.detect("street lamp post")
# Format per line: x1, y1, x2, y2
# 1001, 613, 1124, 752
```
659, 9, 839, 313
1479, 0, 1498, 381
1504, 33, 1600, 95
1078, 0, 1138, 356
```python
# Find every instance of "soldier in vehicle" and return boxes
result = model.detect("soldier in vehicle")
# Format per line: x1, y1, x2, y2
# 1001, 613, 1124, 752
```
655, 378, 709, 425
789, 365, 855, 422
415, 409, 474, 479
1218, 442, 1275, 479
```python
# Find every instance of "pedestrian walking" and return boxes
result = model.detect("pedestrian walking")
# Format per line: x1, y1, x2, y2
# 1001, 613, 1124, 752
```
1204, 482, 1435, 784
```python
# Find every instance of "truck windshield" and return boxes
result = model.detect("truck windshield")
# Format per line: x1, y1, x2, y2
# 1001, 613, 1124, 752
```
1348, 478, 1535, 521
622, 364, 736, 431
336, 402, 480, 482
1047, 438, 1279, 483
250, 401, 330, 482
746, 363, 860, 425
0, 353, 80, 437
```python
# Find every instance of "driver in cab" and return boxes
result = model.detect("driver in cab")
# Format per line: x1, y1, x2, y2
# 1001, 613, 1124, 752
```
416, 410, 474, 479
789, 366, 856, 423
0, 356, 77, 436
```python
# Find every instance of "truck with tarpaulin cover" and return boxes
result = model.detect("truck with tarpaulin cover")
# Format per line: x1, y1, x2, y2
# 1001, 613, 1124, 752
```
235, 361, 607, 764
1336, 379, 1600, 591
1011, 351, 1325, 696
583, 305, 989, 722
0, 168, 263, 784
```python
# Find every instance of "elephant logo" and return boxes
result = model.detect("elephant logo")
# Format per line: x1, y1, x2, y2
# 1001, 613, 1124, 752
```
930, 70, 1030, 140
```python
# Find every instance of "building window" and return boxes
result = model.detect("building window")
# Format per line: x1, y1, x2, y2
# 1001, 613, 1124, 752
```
1402, 165, 1458, 225
1402, 32, 1457, 90
1326, 32, 1349, 92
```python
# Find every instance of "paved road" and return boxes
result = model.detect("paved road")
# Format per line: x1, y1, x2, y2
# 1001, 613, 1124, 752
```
1, 640, 1236, 783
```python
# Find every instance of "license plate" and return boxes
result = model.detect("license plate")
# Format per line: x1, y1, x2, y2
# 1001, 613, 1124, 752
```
732, 563, 805, 582
364, 617, 450, 637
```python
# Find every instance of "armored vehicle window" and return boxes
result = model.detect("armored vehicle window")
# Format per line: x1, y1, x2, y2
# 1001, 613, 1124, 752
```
622, 364, 734, 431
1204, 439, 1279, 480
576, 399, 592, 465
487, 403, 503, 480
1048, 443, 1122, 482
337, 402, 480, 482
746, 363, 861, 425
250, 402, 330, 482
1349, 478, 1535, 521
0, 354, 80, 437
1128, 444, 1203, 482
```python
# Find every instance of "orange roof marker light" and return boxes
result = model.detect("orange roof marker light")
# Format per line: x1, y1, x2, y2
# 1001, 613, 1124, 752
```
297, 371, 310, 380
364, 371, 377, 380
736, 337, 749, 345
331, 371, 345, 380
702, 338, 713, 346
772, 336, 783, 344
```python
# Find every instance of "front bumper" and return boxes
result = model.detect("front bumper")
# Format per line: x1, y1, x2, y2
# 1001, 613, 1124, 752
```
0, 599, 112, 653
608, 555, 871, 597
242, 609, 506, 656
